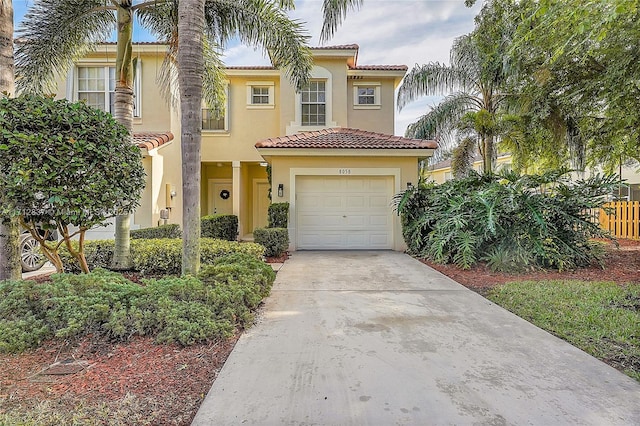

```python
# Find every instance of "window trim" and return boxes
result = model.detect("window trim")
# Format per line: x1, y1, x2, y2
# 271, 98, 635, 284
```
353, 82, 381, 110
246, 81, 275, 109
72, 63, 142, 118
287, 65, 337, 134
202, 85, 230, 134
300, 80, 327, 127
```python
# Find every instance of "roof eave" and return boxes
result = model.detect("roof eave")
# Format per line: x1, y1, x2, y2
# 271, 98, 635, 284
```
256, 147, 435, 160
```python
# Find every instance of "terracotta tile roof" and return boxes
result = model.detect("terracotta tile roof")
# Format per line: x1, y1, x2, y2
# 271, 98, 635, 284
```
133, 132, 174, 150
312, 44, 359, 50
255, 128, 437, 150
349, 65, 408, 71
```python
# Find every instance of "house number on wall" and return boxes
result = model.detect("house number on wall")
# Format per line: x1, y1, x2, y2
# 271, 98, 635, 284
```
339, 169, 351, 175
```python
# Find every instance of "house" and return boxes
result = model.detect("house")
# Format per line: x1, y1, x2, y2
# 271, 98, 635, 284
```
52, 43, 437, 251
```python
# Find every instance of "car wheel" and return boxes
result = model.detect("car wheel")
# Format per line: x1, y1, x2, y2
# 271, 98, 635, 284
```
20, 235, 46, 272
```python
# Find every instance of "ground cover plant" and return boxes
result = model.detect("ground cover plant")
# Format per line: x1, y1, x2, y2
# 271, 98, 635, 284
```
488, 279, 640, 381
396, 169, 619, 271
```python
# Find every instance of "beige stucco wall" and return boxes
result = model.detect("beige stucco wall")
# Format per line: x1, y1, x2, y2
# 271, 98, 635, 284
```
268, 155, 420, 251
346, 78, 396, 134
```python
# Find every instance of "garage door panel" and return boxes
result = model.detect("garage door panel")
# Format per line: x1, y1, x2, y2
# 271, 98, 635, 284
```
296, 176, 393, 250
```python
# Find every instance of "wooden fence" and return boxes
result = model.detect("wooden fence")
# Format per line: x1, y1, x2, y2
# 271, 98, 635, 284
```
598, 201, 640, 240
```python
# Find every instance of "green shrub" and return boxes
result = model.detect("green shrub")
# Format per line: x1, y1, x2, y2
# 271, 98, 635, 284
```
201, 215, 238, 241
395, 170, 619, 271
59, 240, 115, 274
0, 252, 275, 352
131, 238, 264, 275
131, 224, 182, 239
268, 203, 289, 228
60, 238, 264, 275
253, 227, 289, 257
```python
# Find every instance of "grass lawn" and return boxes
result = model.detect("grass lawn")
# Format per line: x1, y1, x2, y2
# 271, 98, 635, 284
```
488, 280, 640, 382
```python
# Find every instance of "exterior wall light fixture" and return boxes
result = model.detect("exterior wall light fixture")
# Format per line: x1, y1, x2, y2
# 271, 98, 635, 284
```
277, 184, 284, 198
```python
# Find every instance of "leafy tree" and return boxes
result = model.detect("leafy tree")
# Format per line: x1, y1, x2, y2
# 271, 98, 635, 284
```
0, 95, 146, 273
0, 0, 20, 281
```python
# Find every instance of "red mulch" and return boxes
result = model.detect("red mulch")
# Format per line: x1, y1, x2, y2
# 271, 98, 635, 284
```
265, 252, 289, 263
0, 334, 240, 424
423, 239, 640, 293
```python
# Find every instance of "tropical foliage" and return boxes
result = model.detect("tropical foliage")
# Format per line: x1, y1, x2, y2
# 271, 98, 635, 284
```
0, 94, 145, 274
394, 170, 619, 271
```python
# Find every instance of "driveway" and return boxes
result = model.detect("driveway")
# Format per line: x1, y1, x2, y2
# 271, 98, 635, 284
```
192, 251, 640, 425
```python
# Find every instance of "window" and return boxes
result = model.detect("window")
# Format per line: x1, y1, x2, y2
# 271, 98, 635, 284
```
246, 81, 274, 109
252, 87, 269, 104
357, 87, 375, 104
301, 80, 326, 126
353, 82, 380, 109
76, 65, 141, 117
202, 107, 226, 131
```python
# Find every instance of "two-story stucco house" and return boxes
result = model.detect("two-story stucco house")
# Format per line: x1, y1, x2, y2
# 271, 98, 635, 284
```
53, 42, 437, 251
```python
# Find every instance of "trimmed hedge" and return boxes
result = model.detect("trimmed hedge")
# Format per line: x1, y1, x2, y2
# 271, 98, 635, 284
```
268, 203, 289, 228
253, 227, 289, 257
59, 238, 264, 275
131, 224, 182, 239
0, 255, 276, 352
201, 215, 238, 241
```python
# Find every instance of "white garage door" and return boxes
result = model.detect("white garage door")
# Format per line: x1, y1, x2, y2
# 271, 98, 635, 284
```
296, 176, 393, 249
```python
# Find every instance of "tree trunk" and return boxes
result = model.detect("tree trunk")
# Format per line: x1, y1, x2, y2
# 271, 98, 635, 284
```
178, 0, 205, 276
482, 133, 494, 173
0, 0, 20, 281
111, 1, 135, 270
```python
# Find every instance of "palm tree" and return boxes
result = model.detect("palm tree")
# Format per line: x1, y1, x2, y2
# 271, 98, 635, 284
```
16, 0, 313, 273
398, 33, 507, 173
0, 0, 21, 282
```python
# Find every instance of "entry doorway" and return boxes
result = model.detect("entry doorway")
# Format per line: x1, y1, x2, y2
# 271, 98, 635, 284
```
208, 179, 233, 215
253, 179, 270, 232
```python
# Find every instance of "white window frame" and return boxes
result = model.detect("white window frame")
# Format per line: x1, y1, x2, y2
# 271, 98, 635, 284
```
246, 81, 275, 109
353, 82, 381, 109
287, 66, 337, 135
71, 64, 142, 118
301, 80, 327, 126
202, 85, 230, 133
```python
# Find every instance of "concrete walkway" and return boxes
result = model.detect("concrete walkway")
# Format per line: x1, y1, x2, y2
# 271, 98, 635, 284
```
192, 251, 640, 425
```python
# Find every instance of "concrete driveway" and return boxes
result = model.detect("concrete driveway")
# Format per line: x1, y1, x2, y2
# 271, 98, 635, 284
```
192, 251, 640, 425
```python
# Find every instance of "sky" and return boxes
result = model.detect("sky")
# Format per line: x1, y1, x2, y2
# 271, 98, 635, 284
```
11, 0, 482, 136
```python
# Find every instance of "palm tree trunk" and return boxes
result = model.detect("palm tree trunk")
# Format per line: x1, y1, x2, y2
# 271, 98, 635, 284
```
482, 133, 494, 173
0, 0, 21, 281
178, 0, 205, 275
111, 1, 135, 270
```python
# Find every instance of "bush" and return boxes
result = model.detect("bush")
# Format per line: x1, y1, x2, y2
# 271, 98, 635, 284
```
59, 240, 115, 274
268, 203, 289, 228
201, 215, 238, 241
60, 238, 264, 275
395, 170, 619, 271
131, 238, 264, 275
253, 227, 289, 257
131, 224, 182, 239
0, 252, 276, 352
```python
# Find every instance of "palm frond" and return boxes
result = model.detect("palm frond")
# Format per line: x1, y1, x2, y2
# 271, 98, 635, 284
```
204, 0, 312, 90
397, 62, 477, 110
405, 92, 477, 150
319, 0, 363, 43
450, 34, 481, 88
15, 0, 115, 94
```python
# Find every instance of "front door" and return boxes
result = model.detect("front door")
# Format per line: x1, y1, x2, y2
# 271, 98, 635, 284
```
208, 180, 233, 215
253, 180, 270, 232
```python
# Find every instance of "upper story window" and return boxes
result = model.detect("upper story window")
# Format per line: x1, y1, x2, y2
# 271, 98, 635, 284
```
202, 108, 226, 131
75, 65, 141, 117
246, 81, 275, 109
353, 82, 380, 109
301, 80, 326, 126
